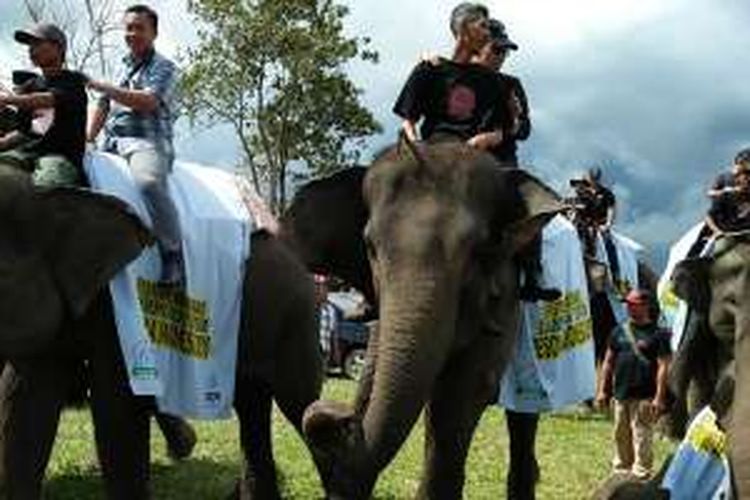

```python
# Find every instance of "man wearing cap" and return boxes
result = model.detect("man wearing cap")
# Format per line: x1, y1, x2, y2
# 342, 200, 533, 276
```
471, 18, 527, 166
596, 289, 671, 479
86, 4, 184, 285
394, 3, 511, 150
0, 23, 87, 186
706, 147, 750, 233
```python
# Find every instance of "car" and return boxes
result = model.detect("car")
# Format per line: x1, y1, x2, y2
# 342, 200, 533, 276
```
326, 319, 373, 381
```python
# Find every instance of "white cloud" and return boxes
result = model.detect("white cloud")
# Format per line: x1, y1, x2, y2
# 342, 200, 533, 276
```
2, 0, 749, 259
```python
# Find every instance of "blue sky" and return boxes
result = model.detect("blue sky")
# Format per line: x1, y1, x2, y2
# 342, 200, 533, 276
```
2, 0, 749, 263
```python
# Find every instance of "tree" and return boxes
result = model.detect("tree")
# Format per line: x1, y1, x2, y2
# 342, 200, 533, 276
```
22, 0, 121, 78
181, 0, 382, 212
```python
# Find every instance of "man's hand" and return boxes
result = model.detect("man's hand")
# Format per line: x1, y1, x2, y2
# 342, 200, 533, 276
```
467, 131, 502, 150
648, 396, 668, 420
0, 91, 12, 109
595, 391, 610, 411
87, 79, 107, 93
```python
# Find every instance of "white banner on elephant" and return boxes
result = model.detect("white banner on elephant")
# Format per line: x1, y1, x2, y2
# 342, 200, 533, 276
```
661, 406, 732, 500
499, 215, 597, 412
658, 222, 715, 351
84, 152, 251, 419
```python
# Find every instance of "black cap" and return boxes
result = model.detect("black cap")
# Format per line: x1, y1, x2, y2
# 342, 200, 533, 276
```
488, 19, 518, 51
14, 23, 67, 53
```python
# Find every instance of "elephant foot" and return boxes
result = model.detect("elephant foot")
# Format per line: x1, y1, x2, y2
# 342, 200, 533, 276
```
303, 400, 373, 500
225, 477, 281, 500
156, 413, 197, 461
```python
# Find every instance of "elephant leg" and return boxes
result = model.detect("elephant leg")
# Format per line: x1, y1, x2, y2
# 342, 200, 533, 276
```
505, 410, 540, 500
85, 296, 151, 500
233, 376, 279, 500
416, 340, 502, 500
271, 310, 327, 490
155, 412, 197, 461
0, 354, 72, 499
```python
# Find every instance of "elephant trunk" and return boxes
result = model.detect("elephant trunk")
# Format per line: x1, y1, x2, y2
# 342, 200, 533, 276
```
361, 263, 458, 476
303, 261, 459, 498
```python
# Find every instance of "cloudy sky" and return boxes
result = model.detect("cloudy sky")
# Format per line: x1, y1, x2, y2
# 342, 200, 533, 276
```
2, 0, 749, 265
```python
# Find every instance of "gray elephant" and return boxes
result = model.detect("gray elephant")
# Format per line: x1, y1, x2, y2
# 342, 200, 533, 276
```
666, 234, 748, 497
0, 163, 325, 499
291, 140, 561, 499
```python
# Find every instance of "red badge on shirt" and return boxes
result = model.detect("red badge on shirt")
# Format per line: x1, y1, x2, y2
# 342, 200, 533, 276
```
446, 84, 476, 120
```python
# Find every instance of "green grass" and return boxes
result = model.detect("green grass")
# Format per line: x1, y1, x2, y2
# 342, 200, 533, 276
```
44, 379, 674, 499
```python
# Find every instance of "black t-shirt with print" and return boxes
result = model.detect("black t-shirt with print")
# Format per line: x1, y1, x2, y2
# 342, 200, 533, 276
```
393, 60, 510, 143
22, 69, 88, 168
609, 322, 671, 401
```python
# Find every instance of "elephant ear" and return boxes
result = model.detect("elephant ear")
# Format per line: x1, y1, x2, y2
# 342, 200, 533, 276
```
280, 166, 375, 306
29, 187, 153, 317
502, 168, 563, 254
672, 257, 712, 313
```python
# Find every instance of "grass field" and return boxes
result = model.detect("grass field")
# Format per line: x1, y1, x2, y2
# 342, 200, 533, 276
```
43, 378, 674, 499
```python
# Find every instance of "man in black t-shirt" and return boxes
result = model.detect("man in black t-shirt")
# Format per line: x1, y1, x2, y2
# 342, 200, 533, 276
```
394, 3, 510, 151
0, 23, 87, 187
596, 289, 671, 479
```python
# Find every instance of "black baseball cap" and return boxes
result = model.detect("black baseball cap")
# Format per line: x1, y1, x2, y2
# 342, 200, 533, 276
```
14, 23, 67, 53
488, 19, 518, 51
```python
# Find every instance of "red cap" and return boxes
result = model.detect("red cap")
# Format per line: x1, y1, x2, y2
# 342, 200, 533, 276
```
624, 289, 649, 304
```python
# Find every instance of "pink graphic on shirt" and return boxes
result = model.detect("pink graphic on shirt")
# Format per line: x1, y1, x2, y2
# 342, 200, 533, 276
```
446, 85, 476, 120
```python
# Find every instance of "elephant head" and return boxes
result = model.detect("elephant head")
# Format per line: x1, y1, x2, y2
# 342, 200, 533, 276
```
0, 165, 152, 357
302, 140, 561, 498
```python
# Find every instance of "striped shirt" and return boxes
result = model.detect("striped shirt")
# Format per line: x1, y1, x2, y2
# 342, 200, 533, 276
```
100, 49, 179, 156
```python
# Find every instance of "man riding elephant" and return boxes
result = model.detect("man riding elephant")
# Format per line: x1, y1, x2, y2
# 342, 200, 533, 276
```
0, 23, 87, 187
87, 4, 184, 286
300, 4, 564, 500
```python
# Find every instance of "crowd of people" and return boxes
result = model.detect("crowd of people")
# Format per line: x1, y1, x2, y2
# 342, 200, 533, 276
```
1, 0, 748, 497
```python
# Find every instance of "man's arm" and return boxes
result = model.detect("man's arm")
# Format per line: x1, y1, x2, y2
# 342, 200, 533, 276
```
393, 62, 431, 139
0, 91, 55, 111
652, 354, 672, 415
466, 130, 503, 150
508, 77, 531, 140
402, 119, 420, 142
596, 347, 616, 409
0, 131, 27, 152
87, 80, 158, 113
87, 104, 109, 143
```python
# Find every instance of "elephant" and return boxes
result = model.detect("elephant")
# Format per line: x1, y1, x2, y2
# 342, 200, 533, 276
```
666, 234, 750, 497
0, 163, 326, 499
288, 139, 562, 499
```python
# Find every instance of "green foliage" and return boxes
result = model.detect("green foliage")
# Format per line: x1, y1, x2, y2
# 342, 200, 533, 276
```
180, 0, 382, 212
46, 379, 676, 499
